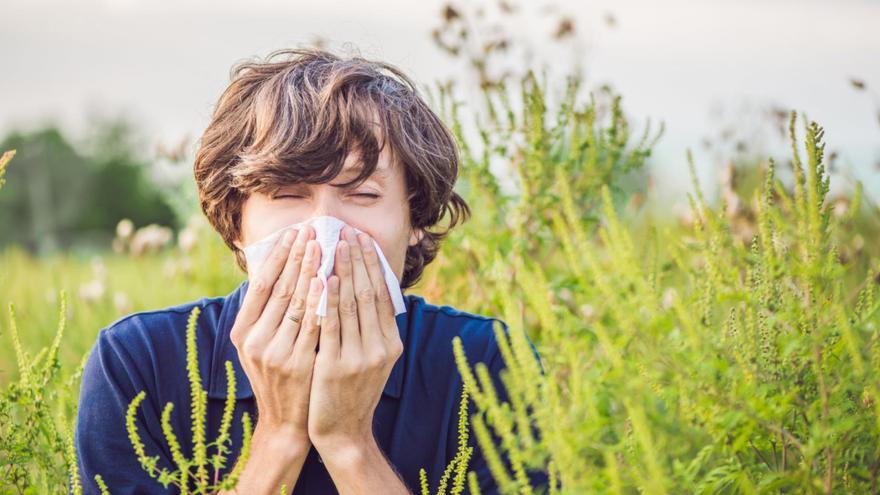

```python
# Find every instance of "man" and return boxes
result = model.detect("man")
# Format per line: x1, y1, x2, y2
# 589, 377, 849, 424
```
73, 47, 547, 494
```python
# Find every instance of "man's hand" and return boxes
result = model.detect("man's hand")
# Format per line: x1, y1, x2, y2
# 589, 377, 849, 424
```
231, 224, 323, 444
306, 225, 410, 494
307, 225, 404, 454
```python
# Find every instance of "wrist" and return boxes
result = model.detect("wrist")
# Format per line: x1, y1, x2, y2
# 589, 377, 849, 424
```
253, 423, 311, 460
312, 431, 378, 465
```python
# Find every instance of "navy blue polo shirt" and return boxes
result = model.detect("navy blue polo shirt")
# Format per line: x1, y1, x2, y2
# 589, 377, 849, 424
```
73, 279, 548, 494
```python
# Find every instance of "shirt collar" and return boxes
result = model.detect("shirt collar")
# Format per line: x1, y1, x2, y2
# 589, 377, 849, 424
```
207, 279, 410, 400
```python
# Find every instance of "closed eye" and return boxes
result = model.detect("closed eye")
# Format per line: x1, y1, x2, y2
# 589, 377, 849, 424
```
274, 194, 380, 199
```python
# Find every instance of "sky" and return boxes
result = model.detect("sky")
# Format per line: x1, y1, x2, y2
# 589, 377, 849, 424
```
2, 0, 878, 207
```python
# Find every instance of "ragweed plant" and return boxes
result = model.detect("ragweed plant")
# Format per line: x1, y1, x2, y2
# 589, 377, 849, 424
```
423, 68, 662, 317
124, 306, 253, 494
419, 385, 475, 495
0, 290, 84, 494
121, 313, 484, 495
450, 111, 880, 493
0, 149, 14, 190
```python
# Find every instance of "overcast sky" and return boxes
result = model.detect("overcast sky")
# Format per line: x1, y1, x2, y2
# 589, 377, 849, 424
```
2, 0, 878, 205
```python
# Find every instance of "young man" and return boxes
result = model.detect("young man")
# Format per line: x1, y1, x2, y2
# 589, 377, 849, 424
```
73, 48, 547, 494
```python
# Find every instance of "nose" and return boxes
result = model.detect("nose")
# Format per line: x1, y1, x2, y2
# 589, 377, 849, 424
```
310, 186, 350, 231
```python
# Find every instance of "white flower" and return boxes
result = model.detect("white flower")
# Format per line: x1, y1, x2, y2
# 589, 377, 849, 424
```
78, 279, 105, 303
116, 218, 134, 239
130, 224, 173, 256
178, 227, 198, 253
114, 291, 132, 315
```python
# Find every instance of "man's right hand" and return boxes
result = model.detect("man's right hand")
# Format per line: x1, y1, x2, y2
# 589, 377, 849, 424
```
229, 223, 323, 451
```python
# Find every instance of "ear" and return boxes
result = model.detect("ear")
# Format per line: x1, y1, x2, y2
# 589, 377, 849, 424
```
408, 228, 424, 247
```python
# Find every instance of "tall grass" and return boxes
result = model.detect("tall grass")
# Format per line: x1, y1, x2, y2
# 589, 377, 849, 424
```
448, 103, 880, 493
1, 66, 878, 493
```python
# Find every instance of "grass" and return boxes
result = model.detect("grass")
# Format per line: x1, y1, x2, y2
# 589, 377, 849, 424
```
1, 70, 879, 494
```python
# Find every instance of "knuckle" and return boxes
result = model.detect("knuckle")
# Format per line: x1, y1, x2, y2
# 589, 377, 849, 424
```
271, 247, 287, 262
292, 251, 306, 266
364, 249, 379, 263
325, 318, 339, 332
293, 241, 307, 259
301, 321, 319, 336
241, 338, 261, 357
339, 298, 358, 316
229, 326, 243, 347
366, 351, 387, 368
290, 294, 307, 312
356, 286, 376, 302
251, 278, 271, 295
376, 286, 392, 303
272, 281, 295, 300
388, 339, 404, 358
263, 354, 285, 371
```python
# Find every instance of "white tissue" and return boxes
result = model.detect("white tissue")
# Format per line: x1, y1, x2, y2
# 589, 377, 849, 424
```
242, 215, 407, 318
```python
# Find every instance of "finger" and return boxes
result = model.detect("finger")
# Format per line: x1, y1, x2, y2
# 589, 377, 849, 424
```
251, 228, 315, 348
317, 275, 341, 360
342, 227, 382, 351
265, 229, 315, 349
233, 228, 296, 342
335, 238, 361, 356
357, 232, 398, 343
291, 276, 324, 360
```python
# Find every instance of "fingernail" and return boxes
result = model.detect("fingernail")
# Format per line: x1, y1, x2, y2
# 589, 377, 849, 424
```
339, 240, 350, 261
283, 229, 295, 246
358, 233, 372, 251
344, 226, 357, 243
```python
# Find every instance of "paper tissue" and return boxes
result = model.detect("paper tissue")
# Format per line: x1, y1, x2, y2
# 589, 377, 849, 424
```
242, 215, 407, 319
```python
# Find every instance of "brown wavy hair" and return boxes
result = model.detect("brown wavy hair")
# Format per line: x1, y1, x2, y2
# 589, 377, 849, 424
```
193, 47, 470, 290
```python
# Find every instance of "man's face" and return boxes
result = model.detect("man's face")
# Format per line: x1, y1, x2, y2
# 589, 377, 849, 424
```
233, 145, 421, 283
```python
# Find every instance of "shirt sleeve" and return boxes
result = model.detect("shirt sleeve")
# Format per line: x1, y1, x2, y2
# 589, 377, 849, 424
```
463, 319, 550, 495
72, 327, 179, 495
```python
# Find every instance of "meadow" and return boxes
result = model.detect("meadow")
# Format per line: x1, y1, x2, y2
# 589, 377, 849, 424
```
1, 68, 879, 494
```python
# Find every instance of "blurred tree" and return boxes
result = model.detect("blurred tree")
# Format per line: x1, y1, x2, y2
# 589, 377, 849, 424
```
0, 127, 89, 254
0, 119, 178, 255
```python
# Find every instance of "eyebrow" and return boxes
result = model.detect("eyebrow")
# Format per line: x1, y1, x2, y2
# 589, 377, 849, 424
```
279, 166, 390, 191
330, 166, 390, 186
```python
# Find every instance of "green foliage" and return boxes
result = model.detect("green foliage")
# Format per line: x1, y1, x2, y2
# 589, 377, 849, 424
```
0, 290, 84, 494
0, 149, 14, 190
450, 108, 880, 493
0, 120, 178, 255
2, 50, 880, 495
124, 306, 254, 494
421, 69, 662, 318
419, 386, 475, 495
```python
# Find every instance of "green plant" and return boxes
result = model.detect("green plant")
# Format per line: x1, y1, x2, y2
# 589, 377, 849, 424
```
451, 111, 880, 493
0, 290, 84, 494
0, 149, 14, 190
419, 386, 475, 495
124, 306, 253, 494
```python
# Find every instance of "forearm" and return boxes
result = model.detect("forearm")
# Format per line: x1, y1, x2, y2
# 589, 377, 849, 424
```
217, 425, 310, 495
320, 435, 411, 495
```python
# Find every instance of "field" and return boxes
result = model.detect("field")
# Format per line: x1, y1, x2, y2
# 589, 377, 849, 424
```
2, 73, 880, 494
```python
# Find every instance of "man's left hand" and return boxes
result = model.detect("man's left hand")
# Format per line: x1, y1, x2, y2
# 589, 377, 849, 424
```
307, 225, 403, 458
